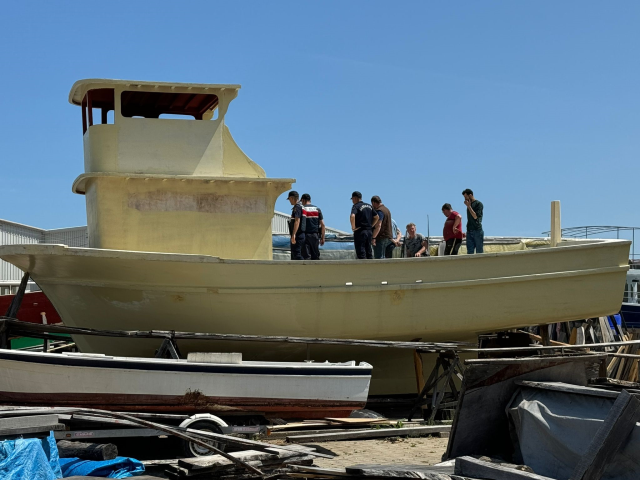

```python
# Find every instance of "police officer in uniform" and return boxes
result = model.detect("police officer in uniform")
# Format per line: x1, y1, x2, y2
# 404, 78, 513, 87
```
350, 191, 379, 259
300, 193, 325, 260
287, 191, 305, 260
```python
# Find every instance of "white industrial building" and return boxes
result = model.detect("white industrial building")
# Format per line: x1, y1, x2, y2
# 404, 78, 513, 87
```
0, 213, 348, 293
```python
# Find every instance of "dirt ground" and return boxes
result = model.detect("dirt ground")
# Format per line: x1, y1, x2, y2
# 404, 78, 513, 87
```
268, 436, 449, 468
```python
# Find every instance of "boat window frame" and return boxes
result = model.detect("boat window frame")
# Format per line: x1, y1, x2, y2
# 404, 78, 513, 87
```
82, 88, 115, 134
119, 90, 219, 121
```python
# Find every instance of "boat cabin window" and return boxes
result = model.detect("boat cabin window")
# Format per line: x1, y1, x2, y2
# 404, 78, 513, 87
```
82, 89, 115, 134
120, 91, 219, 120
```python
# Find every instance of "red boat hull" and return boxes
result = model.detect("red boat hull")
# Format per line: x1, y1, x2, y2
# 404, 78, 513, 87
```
0, 291, 62, 324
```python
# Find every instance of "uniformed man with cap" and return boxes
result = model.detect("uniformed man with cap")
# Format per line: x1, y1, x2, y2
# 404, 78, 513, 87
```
287, 190, 305, 260
350, 191, 379, 259
300, 193, 325, 260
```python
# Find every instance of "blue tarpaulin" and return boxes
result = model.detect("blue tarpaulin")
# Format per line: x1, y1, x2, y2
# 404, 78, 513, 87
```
0, 432, 62, 480
59, 456, 145, 478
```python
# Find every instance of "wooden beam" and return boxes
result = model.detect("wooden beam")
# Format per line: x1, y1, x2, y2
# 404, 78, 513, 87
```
286, 425, 450, 443
57, 440, 117, 461
413, 350, 425, 394
519, 330, 569, 347
550, 200, 561, 247
516, 380, 620, 399
455, 456, 556, 479
571, 390, 640, 480
539, 325, 550, 346
0, 318, 468, 351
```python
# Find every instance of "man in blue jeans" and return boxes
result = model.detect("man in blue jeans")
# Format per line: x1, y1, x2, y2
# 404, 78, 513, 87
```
462, 188, 484, 254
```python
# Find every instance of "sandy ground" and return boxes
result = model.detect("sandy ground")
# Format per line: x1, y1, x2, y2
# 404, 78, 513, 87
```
268, 436, 449, 469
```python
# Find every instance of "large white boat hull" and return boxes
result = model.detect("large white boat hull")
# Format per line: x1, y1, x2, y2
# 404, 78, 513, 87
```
0, 239, 629, 394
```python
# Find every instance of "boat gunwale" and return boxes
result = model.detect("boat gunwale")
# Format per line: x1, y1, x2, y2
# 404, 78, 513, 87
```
0, 238, 631, 268
0, 349, 373, 375
72, 172, 296, 195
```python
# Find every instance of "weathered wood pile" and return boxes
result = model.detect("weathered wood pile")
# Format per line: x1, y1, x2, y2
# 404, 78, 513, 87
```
606, 331, 640, 381
286, 457, 554, 480
532, 317, 640, 382
162, 445, 318, 479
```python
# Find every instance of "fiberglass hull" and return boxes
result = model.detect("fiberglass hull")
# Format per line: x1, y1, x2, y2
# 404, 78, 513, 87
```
0, 239, 630, 394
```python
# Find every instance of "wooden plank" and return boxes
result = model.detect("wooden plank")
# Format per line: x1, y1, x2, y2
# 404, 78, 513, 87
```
466, 354, 606, 365
550, 200, 561, 247
0, 423, 65, 436
569, 327, 578, 345
346, 464, 455, 478
0, 319, 468, 351
539, 325, 550, 346
57, 440, 118, 460
266, 428, 361, 439
519, 330, 569, 347
455, 456, 555, 479
469, 339, 640, 353
179, 450, 280, 471
185, 427, 334, 458
571, 390, 640, 480
0, 414, 59, 429
323, 418, 390, 425
414, 350, 426, 394
268, 422, 331, 431
289, 465, 353, 477
516, 381, 620, 399
287, 425, 450, 443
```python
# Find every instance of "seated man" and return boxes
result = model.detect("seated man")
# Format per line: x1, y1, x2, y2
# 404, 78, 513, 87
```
404, 223, 429, 257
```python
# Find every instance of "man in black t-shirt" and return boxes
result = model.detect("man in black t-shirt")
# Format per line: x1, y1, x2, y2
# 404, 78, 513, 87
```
350, 191, 379, 259
287, 191, 305, 260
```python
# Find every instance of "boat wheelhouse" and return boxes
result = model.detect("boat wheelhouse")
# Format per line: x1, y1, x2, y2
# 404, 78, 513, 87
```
70, 79, 293, 260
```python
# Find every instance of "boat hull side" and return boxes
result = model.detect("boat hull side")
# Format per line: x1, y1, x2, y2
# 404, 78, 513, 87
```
0, 354, 370, 418
0, 240, 630, 395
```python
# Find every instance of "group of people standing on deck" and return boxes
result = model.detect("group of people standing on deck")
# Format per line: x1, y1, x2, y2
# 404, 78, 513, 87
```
287, 188, 484, 260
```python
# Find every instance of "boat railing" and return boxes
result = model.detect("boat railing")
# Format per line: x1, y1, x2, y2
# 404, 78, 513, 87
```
625, 286, 639, 305
542, 225, 639, 263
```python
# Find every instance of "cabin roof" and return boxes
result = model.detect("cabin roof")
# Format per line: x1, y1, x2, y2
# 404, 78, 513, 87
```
69, 79, 241, 106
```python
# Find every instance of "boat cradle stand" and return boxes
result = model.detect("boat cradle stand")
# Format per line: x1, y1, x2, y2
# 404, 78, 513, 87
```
408, 349, 465, 422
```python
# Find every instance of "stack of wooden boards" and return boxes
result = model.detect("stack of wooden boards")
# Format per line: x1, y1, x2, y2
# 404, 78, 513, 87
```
606, 331, 640, 382
528, 317, 639, 383
163, 445, 318, 479
266, 417, 451, 443
287, 457, 555, 480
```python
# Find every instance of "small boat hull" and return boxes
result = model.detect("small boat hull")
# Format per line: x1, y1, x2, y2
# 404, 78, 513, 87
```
0, 349, 371, 418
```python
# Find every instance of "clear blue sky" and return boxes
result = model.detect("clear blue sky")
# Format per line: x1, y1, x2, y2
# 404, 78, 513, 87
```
1, 2, 638, 239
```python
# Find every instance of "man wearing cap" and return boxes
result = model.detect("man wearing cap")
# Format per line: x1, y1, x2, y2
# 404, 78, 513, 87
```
350, 191, 379, 259
287, 191, 305, 260
300, 193, 325, 260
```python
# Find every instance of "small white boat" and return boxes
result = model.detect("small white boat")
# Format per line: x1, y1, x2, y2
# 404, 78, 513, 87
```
0, 349, 372, 419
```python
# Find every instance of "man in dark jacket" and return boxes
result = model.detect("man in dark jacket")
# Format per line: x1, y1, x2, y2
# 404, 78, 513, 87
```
287, 191, 305, 260
350, 191, 378, 259
300, 193, 325, 260
371, 195, 393, 259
